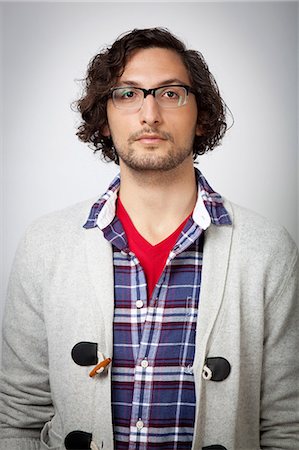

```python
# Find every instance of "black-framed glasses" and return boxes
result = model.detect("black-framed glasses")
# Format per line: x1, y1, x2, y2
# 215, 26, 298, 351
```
110, 85, 196, 110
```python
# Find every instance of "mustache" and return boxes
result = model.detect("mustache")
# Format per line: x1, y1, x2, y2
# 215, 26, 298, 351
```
128, 129, 174, 143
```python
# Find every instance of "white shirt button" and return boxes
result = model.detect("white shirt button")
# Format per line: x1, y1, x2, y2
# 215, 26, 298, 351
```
136, 300, 144, 309
136, 419, 144, 430
141, 359, 149, 368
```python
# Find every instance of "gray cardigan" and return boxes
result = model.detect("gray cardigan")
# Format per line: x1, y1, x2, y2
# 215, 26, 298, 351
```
0, 198, 298, 450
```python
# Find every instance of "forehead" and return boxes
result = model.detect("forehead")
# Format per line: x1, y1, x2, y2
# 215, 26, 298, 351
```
119, 47, 191, 86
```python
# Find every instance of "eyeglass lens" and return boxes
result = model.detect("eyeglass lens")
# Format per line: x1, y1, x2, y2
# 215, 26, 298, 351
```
112, 85, 188, 109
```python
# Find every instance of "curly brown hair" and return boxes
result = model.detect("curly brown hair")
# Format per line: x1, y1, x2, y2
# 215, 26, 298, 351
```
75, 27, 230, 164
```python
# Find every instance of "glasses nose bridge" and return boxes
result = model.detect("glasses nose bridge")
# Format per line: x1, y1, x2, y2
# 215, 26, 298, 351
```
142, 87, 157, 100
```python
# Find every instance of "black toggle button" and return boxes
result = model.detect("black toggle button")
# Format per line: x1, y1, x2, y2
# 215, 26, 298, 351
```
202, 446, 227, 450
71, 342, 98, 366
205, 357, 231, 381
64, 430, 92, 449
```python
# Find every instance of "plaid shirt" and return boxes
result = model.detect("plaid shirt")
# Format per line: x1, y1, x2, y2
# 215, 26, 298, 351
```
84, 168, 232, 449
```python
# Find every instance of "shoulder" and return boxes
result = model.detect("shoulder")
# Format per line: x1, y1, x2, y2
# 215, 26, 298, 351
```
15, 198, 100, 262
26, 198, 97, 235
29, 198, 97, 231
221, 199, 298, 298
223, 198, 297, 256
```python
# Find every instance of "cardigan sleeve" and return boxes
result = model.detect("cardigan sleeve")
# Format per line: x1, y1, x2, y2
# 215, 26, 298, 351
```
260, 228, 299, 449
0, 229, 54, 449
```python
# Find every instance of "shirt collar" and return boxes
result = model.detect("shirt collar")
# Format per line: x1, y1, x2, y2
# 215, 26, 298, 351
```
83, 168, 232, 230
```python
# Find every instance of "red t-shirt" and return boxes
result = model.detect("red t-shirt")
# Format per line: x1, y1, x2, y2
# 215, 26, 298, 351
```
116, 197, 191, 299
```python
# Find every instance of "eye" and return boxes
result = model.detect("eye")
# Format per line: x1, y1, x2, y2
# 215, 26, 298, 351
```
114, 88, 139, 102
121, 90, 135, 99
163, 89, 179, 99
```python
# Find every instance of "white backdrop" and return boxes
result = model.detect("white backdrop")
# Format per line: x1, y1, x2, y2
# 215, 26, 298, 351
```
1, 2, 298, 354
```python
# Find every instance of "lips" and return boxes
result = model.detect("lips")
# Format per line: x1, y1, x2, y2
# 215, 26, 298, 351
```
136, 134, 166, 143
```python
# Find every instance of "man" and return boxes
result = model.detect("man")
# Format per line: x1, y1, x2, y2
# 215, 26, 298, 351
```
0, 28, 298, 450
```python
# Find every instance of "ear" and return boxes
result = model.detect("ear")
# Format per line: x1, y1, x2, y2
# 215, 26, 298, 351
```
101, 123, 110, 137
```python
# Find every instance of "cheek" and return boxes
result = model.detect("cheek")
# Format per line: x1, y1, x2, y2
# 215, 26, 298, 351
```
173, 103, 198, 136
176, 115, 198, 139
106, 107, 133, 139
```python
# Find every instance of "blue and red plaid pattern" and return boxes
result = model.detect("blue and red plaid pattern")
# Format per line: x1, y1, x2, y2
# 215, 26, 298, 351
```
84, 168, 232, 449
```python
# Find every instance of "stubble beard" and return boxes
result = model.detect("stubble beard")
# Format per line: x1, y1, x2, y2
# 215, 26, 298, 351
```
114, 140, 194, 172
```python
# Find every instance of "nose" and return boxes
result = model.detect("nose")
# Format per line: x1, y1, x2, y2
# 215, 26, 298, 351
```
139, 94, 162, 127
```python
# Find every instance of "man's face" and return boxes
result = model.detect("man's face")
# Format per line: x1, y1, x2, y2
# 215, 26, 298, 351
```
104, 47, 200, 172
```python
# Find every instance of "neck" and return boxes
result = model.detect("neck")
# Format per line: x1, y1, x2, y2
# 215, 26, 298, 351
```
118, 158, 197, 245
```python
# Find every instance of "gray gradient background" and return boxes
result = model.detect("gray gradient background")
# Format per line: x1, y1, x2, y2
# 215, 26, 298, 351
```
0, 2, 298, 356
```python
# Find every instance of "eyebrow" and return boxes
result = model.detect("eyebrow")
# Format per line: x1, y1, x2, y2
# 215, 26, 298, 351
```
116, 78, 189, 87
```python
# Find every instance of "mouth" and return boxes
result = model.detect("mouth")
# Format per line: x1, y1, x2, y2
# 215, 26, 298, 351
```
136, 134, 166, 144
